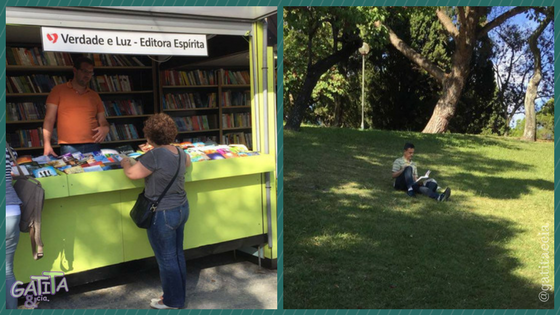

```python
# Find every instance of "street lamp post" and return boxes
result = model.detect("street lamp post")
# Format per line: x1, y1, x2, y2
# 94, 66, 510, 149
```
358, 43, 370, 130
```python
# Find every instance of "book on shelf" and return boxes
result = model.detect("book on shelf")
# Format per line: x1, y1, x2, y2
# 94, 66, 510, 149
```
7, 102, 46, 121
222, 132, 252, 148
7, 47, 73, 66
91, 75, 133, 92
222, 90, 250, 107
180, 135, 218, 143
106, 123, 140, 141
220, 69, 250, 85
7, 127, 51, 148
221, 113, 251, 128
7, 75, 69, 94
85, 53, 146, 67
163, 70, 217, 86
103, 100, 144, 116
163, 92, 217, 109
173, 115, 213, 132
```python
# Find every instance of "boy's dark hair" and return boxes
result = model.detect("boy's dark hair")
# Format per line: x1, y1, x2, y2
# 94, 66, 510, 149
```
404, 142, 415, 151
73, 56, 94, 70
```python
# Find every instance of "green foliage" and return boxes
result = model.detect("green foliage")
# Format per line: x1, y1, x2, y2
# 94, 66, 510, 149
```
509, 99, 554, 140
536, 98, 554, 140
510, 118, 525, 137
283, 7, 388, 126
451, 35, 501, 134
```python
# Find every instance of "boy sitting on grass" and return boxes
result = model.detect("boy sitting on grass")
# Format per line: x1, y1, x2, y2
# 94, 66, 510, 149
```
392, 142, 451, 202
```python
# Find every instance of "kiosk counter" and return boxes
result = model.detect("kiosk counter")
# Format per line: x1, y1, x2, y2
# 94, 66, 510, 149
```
14, 154, 276, 280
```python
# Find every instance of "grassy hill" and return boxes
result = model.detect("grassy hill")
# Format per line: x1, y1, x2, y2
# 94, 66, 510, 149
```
283, 126, 554, 309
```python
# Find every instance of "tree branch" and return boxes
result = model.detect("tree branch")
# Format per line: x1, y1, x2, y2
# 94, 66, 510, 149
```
478, 7, 531, 39
375, 21, 446, 83
457, 7, 466, 40
436, 8, 459, 39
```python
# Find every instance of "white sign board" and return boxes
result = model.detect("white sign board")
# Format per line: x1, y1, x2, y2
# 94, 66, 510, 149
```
41, 27, 208, 56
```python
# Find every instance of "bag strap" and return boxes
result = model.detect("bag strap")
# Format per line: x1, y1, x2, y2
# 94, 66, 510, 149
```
152, 147, 182, 210
7, 145, 26, 178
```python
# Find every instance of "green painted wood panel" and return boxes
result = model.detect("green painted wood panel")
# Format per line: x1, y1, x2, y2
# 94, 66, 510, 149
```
14, 193, 124, 280
122, 174, 264, 262
36, 175, 69, 199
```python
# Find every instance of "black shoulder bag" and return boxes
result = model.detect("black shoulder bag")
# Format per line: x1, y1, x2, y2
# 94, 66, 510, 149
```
130, 147, 182, 229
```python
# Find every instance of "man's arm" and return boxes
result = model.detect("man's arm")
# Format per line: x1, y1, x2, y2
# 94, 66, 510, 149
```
392, 168, 405, 178
391, 159, 404, 178
92, 112, 110, 143
43, 103, 58, 156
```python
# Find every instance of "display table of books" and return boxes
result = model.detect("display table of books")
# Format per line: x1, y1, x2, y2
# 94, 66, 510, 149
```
13, 143, 276, 281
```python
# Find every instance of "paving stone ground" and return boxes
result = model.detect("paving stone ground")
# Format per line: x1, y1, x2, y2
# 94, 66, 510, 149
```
21, 252, 277, 309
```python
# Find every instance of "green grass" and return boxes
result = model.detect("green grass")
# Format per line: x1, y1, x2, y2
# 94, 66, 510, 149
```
283, 126, 554, 309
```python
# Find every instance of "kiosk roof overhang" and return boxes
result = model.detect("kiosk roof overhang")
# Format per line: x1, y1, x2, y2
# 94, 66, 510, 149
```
6, 6, 277, 36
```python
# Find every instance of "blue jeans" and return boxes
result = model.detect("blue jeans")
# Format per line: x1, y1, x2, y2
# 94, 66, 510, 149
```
6, 214, 20, 309
395, 166, 439, 199
60, 143, 101, 155
147, 202, 190, 308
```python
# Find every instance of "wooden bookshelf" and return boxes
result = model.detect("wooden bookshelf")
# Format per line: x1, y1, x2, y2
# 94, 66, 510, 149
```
159, 67, 252, 149
6, 45, 158, 154
7, 44, 255, 153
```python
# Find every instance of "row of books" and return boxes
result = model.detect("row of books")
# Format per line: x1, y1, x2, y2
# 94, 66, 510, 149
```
7, 47, 73, 66
86, 53, 147, 67
91, 75, 134, 92
173, 116, 213, 132
103, 100, 144, 117
222, 90, 251, 107
163, 70, 218, 86
106, 124, 140, 141
7, 102, 46, 121
222, 113, 251, 129
219, 69, 250, 85
7, 75, 68, 94
222, 132, 252, 148
179, 135, 218, 144
163, 92, 217, 109
7, 127, 55, 148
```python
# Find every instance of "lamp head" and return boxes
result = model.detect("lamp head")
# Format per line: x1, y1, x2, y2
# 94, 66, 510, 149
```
359, 43, 370, 55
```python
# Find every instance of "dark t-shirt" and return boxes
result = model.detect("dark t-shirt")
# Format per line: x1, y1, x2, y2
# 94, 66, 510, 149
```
139, 147, 187, 211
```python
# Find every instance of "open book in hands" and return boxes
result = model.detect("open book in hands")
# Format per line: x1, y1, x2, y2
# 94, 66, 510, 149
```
414, 170, 431, 184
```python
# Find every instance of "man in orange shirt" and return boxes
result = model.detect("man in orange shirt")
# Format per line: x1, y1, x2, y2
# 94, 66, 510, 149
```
43, 56, 110, 156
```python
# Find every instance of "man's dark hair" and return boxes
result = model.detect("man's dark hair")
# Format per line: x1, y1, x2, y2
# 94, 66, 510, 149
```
404, 142, 415, 151
73, 56, 94, 70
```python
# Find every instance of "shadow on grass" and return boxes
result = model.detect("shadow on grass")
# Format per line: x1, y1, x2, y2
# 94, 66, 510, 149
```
286, 189, 552, 308
284, 127, 554, 309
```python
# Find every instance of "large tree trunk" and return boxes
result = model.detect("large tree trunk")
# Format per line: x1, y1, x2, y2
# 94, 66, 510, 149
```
333, 95, 343, 127
523, 74, 539, 141
522, 13, 551, 141
423, 9, 476, 133
285, 38, 362, 131
377, 7, 530, 134
422, 74, 466, 133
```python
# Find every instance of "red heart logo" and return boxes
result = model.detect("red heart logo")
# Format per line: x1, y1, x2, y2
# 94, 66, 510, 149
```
47, 33, 58, 44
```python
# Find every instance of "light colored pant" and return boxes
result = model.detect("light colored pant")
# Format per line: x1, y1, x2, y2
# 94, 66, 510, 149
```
6, 213, 21, 309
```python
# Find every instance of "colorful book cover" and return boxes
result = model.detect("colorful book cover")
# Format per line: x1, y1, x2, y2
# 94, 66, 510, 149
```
32, 166, 58, 178
83, 165, 104, 173
206, 152, 225, 160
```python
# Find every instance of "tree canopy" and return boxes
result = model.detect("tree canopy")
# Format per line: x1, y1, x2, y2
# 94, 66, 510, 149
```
283, 6, 553, 137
